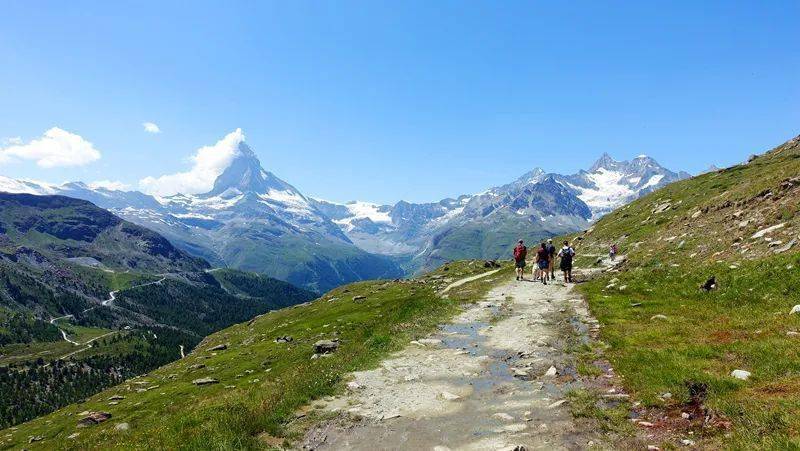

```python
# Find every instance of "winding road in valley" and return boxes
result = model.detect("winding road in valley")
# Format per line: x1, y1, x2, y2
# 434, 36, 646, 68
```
49, 276, 168, 351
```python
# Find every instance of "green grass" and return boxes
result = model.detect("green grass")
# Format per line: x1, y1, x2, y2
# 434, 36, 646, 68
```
577, 254, 800, 448
559, 137, 800, 448
0, 262, 503, 449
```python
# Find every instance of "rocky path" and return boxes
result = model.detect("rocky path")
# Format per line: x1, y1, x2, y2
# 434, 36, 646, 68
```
301, 276, 604, 450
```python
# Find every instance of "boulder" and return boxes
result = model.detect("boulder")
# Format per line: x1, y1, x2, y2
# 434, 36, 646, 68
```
650, 314, 669, 321
209, 344, 228, 352
352, 295, 367, 303
77, 411, 112, 428
314, 340, 340, 354
115, 422, 130, 431
790, 305, 800, 315
274, 336, 293, 343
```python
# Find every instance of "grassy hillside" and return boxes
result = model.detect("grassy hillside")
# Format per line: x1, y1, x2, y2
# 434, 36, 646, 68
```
564, 135, 800, 448
0, 261, 506, 449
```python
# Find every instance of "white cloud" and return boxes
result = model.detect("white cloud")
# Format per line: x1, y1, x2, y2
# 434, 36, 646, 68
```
89, 180, 131, 191
0, 128, 101, 168
142, 122, 161, 134
139, 128, 245, 196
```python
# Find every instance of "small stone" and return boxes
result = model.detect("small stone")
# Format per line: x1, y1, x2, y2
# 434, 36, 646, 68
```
544, 366, 557, 377
67, 433, 80, 439
314, 340, 340, 354
352, 295, 367, 302
440, 391, 460, 401
115, 422, 130, 431
548, 399, 567, 408
108, 395, 125, 401
274, 336, 293, 343
681, 439, 696, 446
647, 446, 660, 451
347, 381, 362, 390
731, 369, 751, 380
651, 314, 668, 321
28, 436, 44, 443
681, 412, 691, 419
192, 377, 219, 386
790, 305, 800, 315
638, 421, 655, 427
417, 338, 442, 346
77, 411, 112, 427
660, 392, 672, 399
493, 412, 515, 421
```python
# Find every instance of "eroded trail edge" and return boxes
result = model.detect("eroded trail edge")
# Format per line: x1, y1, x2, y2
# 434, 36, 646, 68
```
300, 277, 610, 450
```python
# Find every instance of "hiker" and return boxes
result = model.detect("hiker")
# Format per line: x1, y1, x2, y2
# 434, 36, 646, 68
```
513, 239, 527, 281
534, 242, 550, 285
546, 239, 557, 281
609, 243, 618, 261
558, 240, 575, 283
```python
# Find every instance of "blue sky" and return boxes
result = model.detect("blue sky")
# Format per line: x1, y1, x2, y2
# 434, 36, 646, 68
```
1, 1, 798, 203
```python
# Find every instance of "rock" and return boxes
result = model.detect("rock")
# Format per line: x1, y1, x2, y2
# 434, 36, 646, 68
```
681, 439, 696, 446
189, 363, 206, 370
544, 366, 557, 377
115, 422, 130, 431
28, 435, 44, 443
548, 399, 567, 408
651, 314, 669, 321
417, 338, 442, 346
647, 446, 660, 451
440, 391, 460, 401
346, 381, 362, 390
314, 340, 340, 354
274, 336, 293, 343
790, 305, 800, 315
77, 411, 112, 427
681, 412, 691, 419
108, 395, 125, 401
493, 412, 515, 421
751, 223, 785, 239
700, 276, 716, 291
192, 377, 219, 386
637, 421, 655, 427
731, 369, 751, 380
352, 295, 367, 302
484, 260, 500, 268
209, 344, 227, 351
67, 433, 80, 439
691, 210, 702, 219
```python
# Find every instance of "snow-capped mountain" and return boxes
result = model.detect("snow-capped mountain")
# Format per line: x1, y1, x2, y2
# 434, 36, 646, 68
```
0, 149, 687, 280
0, 144, 403, 292
555, 153, 691, 217
317, 153, 688, 271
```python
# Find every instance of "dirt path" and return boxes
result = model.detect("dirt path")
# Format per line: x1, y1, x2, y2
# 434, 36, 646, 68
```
300, 276, 604, 450
441, 268, 501, 294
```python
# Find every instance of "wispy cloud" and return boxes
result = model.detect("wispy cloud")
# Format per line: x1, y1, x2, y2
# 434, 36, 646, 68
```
142, 122, 161, 134
139, 128, 244, 196
0, 128, 101, 168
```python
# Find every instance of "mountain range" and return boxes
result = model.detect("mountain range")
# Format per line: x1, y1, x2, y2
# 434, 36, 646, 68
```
0, 143, 688, 289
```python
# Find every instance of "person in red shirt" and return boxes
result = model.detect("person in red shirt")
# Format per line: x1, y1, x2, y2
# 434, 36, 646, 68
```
513, 240, 527, 281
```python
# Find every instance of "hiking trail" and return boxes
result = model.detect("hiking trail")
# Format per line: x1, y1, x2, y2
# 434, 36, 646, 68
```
301, 274, 607, 450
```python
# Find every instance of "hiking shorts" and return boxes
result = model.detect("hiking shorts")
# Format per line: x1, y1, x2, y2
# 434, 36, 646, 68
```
560, 260, 573, 271
515, 260, 526, 269
537, 260, 548, 270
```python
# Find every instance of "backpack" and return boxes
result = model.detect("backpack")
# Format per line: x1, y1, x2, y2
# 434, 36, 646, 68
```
561, 247, 574, 264
513, 245, 527, 261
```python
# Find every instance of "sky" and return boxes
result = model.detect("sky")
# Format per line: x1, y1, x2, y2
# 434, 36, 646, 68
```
1, 1, 798, 203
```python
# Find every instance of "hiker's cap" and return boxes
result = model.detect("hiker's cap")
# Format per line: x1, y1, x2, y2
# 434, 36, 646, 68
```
547, 238, 553, 243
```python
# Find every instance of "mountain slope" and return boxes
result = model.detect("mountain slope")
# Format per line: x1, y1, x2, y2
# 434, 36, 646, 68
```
561, 134, 800, 448
0, 261, 504, 449
0, 193, 316, 429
